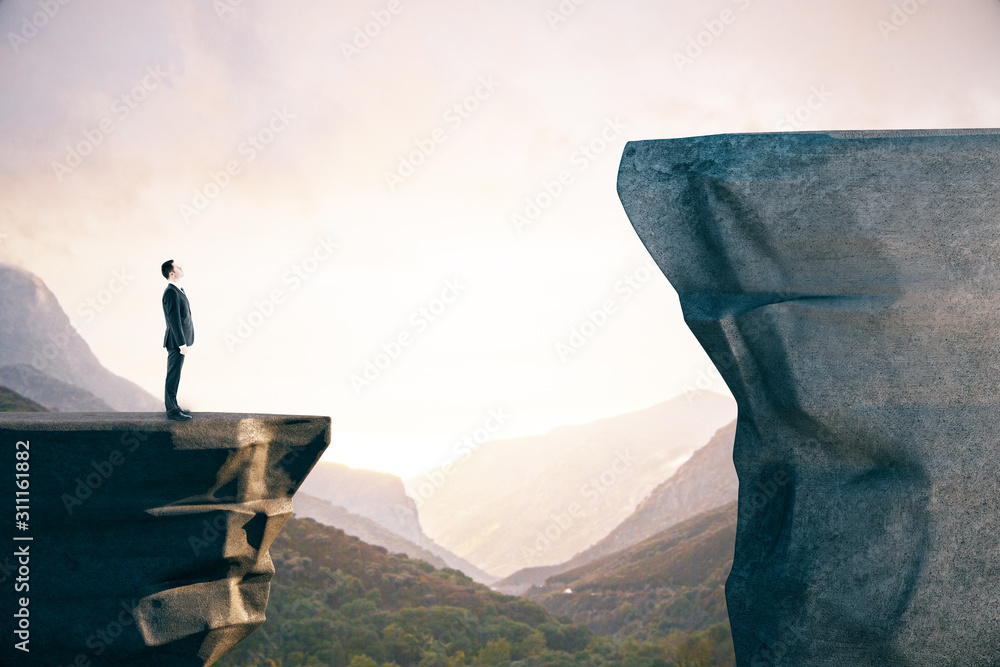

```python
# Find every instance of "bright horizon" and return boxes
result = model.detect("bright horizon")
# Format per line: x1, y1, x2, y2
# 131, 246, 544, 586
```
3, 0, 999, 476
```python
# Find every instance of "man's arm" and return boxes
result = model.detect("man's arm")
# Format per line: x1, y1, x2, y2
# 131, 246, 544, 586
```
163, 288, 188, 351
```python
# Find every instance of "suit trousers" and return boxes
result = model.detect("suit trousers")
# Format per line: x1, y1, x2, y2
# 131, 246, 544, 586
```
165, 347, 185, 414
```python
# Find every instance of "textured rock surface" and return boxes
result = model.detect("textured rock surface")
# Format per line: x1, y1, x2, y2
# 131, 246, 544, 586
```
617, 129, 1000, 666
0, 412, 329, 666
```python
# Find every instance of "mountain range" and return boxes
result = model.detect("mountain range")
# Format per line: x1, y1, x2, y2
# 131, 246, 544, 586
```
496, 419, 738, 594
297, 461, 495, 584
0, 385, 48, 412
3, 261, 742, 665
525, 501, 738, 664
0, 363, 114, 411
406, 391, 736, 578
0, 262, 159, 411
292, 492, 453, 569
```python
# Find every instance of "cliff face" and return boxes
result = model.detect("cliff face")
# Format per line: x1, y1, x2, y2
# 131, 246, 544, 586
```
618, 130, 1000, 666
0, 412, 329, 666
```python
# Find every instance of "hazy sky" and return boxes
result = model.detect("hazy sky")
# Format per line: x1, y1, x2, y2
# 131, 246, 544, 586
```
1, 0, 998, 477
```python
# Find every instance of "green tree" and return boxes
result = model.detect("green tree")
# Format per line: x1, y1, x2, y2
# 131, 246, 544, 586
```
674, 635, 712, 667
472, 638, 511, 666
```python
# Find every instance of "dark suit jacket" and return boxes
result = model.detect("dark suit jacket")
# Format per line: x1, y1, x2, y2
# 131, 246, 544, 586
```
162, 283, 195, 349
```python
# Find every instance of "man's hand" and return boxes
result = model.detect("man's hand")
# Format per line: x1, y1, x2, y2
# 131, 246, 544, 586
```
179, 345, 188, 355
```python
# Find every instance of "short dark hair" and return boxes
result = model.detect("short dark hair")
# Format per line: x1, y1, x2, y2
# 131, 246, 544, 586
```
161, 260, 175, 279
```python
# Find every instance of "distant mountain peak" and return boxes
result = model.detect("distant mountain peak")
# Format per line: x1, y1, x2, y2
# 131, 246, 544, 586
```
411, 393, 737, 579
0, 385, 48, 412
298, 460, 496, 584
495, 419, 738, 594
0, 263, 159, 411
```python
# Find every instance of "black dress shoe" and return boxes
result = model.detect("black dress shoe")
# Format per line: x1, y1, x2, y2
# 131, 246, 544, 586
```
167, 411, 193, 421
179, 408, 192, 415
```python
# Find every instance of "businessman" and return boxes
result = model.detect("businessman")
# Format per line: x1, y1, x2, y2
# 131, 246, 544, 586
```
161, 259, 194, 421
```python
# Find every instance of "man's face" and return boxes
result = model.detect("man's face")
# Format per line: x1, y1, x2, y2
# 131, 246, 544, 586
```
170, 263, 184, 280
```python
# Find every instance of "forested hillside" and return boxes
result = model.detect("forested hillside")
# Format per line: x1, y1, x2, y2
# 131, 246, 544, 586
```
214, 517, 725, 667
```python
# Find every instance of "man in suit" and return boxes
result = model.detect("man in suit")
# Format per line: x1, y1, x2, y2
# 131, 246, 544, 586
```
161, 259, 194, 421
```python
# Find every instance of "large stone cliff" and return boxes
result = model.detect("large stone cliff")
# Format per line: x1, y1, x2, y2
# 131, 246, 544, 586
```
0, 412, 329, 666
618, 129, 1000, 666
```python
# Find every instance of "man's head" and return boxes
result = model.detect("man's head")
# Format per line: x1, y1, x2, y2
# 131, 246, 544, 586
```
161, 260, 184, 281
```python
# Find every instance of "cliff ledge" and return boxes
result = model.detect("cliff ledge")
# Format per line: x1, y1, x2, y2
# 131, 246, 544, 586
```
0, 412, 330, 666
618, 129, 1000, 666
